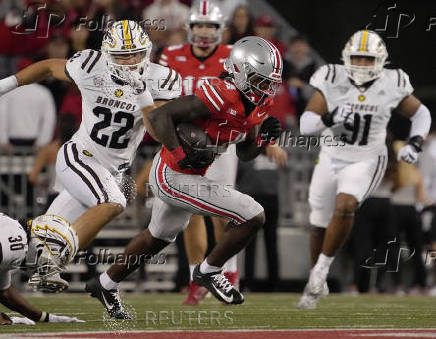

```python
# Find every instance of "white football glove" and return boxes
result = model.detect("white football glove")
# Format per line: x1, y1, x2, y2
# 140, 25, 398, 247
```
397, 144, 419, 164
48, 314, 85, 323
10, 317, 36, 325
397, 136, 424, 164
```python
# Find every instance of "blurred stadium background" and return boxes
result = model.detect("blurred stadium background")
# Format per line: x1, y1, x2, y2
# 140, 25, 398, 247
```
1, 0, 436, 311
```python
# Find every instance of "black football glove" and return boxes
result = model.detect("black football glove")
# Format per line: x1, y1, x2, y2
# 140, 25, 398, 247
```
320, 107, 338, 127
178, 149, 215, 170
257, 116, 282, 146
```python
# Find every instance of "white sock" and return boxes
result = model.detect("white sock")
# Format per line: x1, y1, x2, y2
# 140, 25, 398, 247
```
200, 259, 222, 274
189, 265, 196, 281
223, 255, 237, 273
99, 272, 119, 290
314, 253, 334, 272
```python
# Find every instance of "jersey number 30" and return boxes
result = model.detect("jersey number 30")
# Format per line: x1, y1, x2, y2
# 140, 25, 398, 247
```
90, 106, 134, 149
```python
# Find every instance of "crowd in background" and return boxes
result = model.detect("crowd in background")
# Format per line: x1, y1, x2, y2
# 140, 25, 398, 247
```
1, 0, 436, 296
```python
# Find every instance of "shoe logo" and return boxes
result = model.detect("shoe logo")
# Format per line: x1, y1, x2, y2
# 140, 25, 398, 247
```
211, 285, 233, 303
101, 293, 114, 312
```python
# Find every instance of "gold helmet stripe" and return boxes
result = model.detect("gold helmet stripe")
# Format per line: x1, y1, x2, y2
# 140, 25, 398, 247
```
359, 30, 369, 52
122, 20, 132, 46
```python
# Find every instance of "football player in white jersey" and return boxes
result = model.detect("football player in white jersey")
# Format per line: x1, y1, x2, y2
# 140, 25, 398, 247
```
0, 21, 181, 256
0, 214, 83, 325
298, 30, 432, 309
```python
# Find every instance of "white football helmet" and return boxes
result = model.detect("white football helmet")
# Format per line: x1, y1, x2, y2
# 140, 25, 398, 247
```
187, 0, 225, 48
101, 20, 152, 85
224, 36, 282, 105
342, 29, 388, 85
24, 215, 78, 292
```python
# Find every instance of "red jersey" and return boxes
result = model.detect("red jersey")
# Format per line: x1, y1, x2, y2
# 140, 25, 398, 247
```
161, 78, 273, 175
159, 44, 232, 96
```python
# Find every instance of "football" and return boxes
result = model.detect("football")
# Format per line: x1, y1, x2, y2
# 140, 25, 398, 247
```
176, 122, 212, 152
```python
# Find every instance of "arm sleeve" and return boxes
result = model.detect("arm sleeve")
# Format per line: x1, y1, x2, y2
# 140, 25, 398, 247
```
147, 64, 182, 100
300, 110, 326, 135
36, 88, 56, 147
410, 104, 431, 138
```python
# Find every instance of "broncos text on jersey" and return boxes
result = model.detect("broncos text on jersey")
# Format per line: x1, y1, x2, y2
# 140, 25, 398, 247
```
311, 64, 413, 161
66, 49, 182, 172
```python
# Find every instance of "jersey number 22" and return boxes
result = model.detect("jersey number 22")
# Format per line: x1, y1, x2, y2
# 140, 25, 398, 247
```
90, 106, 134, 149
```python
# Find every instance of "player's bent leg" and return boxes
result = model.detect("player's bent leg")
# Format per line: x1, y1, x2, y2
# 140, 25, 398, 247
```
322, 193, 358, 256
150, 155, 263, 304
55, 141, 127, 249
86, 228, 170, 319
45, 190, 87, 224
73, 202, 124, 249
310, 226, 326, 266
299, 153, 336, 309
87, 194, 193, 318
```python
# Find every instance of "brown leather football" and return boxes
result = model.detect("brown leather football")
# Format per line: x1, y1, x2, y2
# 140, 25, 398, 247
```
176, 123, 212, 152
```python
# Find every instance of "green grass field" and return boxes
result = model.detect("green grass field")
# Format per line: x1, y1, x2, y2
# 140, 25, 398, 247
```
1, 293, 436, 335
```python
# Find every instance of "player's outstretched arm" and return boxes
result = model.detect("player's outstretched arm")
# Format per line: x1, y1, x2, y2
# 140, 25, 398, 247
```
0, 286, 41, 322
0, 59, 69, 97
396, 95, 432, 164
0, 286, 84, 324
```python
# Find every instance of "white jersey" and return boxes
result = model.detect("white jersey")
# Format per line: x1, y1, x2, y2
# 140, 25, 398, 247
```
65, 49, 181, 172
310, 64, 413, 161
0, 214, 28, 289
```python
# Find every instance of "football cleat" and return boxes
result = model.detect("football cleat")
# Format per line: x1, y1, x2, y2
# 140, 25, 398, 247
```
297, 282, 329, 310
182, 281, 209, 305
85, 277, 132, 320
297, 267, 329, 310
193, 264, 244, 305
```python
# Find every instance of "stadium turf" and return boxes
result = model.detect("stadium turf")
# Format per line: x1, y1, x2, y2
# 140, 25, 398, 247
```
1, 293, 435, 335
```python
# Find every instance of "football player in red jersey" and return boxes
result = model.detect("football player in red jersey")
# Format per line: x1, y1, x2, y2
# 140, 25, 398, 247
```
160, 0, 287, 305
159, 0, 238, 305
88, 36, 283, 318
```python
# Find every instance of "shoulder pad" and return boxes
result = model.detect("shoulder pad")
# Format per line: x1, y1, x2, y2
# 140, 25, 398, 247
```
66, 49, 102, 84
147, 64, 181, 100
